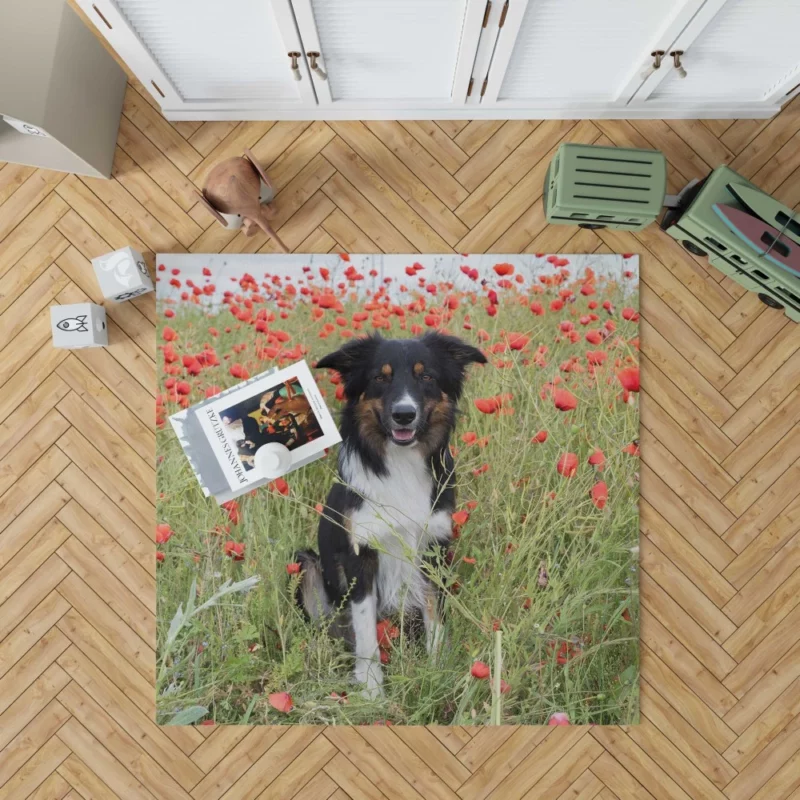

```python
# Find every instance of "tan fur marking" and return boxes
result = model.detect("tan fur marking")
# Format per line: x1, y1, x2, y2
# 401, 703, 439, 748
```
414, 362, 425, 376
381, 363, 393, 377
355, 396, 386, 455
422, 395, 455, 455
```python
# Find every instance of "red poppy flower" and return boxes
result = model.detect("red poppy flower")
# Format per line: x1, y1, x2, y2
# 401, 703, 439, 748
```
557, 453, 579, 477
586, 350, 606, 366
475, 397, 501, 414
471, 661, 490, 679
461, 431, 477, 445
162, 326, 178, 342
622, 307, 639, 321
506, 333, 529, 351
224, 541, 245, 561
222, 500, 241, 525
268, 692, 293, 713
452, 510, 470, 525
156, 523, 173, 544
617, 367, 640, 393
493, 262, 514, 276
548, 712, 570, 726
156, 551, 164, 563
376, 619, 399, 649
588, 448, 605, 468
269, 478, 289, 496
553, 389, 577, 411
532, 430, 548, 443
585, 330, 603, 345
622, 441, 640, 457
462, 556, 477, 565
286, 562, 301, 575
591, 481, 608, 509
230, 363, 250, 380
530, 301, 544, 316
500, 680, 511, 694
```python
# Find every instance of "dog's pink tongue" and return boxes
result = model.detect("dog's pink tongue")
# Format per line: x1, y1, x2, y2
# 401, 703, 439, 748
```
393, 429, 414, 441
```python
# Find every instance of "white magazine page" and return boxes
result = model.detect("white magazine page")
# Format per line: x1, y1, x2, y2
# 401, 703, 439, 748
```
195, 359, 341, 492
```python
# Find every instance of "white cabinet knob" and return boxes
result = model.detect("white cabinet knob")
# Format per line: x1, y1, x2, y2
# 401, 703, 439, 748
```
307, 52, 327, 81
288, 52, 302, 81
671, 51, 687, 79
640, 50, 665, 81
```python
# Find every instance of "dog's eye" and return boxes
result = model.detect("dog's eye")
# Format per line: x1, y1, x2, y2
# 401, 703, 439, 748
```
421, 374, 432, 381
375, 374, 387, 383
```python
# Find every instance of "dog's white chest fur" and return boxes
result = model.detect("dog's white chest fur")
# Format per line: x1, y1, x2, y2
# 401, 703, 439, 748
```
342, 446, 450, 613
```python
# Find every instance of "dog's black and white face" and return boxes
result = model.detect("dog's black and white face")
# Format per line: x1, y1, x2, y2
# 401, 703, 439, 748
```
316, 332, 486, 457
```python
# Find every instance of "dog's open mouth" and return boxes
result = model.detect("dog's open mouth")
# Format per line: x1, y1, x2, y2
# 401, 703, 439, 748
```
391, 428, 416, 445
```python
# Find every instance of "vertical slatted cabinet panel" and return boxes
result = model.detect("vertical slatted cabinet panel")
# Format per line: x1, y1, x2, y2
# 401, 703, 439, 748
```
640, 0, 800, 107
480, 0, 705, 109
290, 0, 487, 108
74, 0, 316, 112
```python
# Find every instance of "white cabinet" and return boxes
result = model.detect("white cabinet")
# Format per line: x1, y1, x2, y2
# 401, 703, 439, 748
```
290, 0, 485, 108
87, 0, 316, 111
76, 0, 800, 120
630, 0, 800, 109
481, 0, 700, 107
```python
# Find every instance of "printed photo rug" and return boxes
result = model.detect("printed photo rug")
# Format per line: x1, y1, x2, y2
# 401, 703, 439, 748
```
155, 253, 640, 726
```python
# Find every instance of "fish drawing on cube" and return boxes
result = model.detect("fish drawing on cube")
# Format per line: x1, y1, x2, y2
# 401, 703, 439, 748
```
92, 246, 154, 301
51, 303, 108, 349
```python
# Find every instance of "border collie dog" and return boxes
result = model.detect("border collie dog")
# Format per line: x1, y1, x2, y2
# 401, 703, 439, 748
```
296, 332, 486, 697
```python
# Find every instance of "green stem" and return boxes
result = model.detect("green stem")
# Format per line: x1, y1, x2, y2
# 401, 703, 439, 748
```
491, 630, 503, 725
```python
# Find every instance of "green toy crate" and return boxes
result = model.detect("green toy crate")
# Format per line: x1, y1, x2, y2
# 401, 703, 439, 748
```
660, 165, 800, 322
544, 143, 667, 231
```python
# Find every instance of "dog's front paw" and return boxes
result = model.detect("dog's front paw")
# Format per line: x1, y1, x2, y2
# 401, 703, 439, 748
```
359, 683, 385, 701
353, 661, 384, 701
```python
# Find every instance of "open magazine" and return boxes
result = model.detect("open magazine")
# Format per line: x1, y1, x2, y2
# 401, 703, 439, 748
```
170, 360, 341, 504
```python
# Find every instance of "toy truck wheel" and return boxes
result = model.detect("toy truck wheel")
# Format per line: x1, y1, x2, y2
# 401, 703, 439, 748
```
578, 223, 607, 230
758, 293, 784, 310
682, 240, 708, 257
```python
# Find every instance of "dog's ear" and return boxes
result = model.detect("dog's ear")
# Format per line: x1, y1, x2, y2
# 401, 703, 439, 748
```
316, 335, 381, 398
421, 332, 486, 400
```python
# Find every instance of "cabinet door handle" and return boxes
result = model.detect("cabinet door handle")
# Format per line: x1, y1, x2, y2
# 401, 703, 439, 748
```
640, 50, 665, 81
307, 52, 327, 81
670, 50, 687, 79
288, 51, 302, 81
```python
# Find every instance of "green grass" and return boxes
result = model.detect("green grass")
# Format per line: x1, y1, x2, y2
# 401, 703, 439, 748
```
155, 270, 640, 726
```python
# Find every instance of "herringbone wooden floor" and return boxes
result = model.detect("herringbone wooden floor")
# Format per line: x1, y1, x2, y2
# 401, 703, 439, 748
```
2, 69, 800, 798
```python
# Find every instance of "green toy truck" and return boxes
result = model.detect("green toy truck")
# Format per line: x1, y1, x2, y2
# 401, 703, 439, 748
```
544, 142, 800, 322
660, 165, 800, 322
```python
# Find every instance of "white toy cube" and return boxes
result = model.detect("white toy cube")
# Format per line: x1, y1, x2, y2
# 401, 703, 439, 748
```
51, 303, 108, 349
92, 246, 154, 302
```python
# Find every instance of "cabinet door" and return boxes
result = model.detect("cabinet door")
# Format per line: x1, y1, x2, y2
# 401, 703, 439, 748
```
76, 0, 316, 112
634, 0, 800, 108
290, 0, 486, 108
481, 0, 703, 109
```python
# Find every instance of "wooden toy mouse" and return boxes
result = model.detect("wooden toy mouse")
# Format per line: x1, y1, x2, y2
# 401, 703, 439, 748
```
196, 148, 288, 252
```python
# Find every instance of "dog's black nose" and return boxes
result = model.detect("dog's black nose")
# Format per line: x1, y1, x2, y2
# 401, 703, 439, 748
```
392, 405, 417, 425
